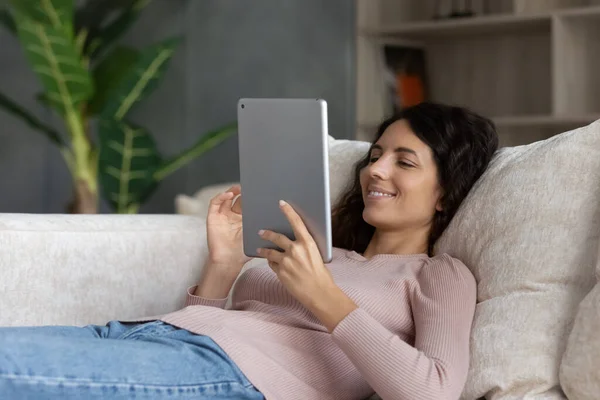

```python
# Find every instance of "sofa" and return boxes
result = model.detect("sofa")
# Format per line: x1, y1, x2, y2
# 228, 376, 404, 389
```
2, 124, 600, 400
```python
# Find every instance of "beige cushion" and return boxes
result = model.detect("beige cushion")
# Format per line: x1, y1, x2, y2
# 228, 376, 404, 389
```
436, 120, 600, 399
559, 240, 600, 400
175, 182, 237, 215
326, 135, 371, 205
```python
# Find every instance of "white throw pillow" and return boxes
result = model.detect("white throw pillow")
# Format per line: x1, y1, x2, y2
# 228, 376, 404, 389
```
559, 240, 600, 400
436, 120, 600, 399
175, 182, 237, 216
327, 135, 371, 205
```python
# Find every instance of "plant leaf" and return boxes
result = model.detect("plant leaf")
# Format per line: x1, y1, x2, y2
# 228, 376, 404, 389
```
75, 28, 88, 57
89, 46, 139, 115
87, 0, 151, 59
36, 91, 67, 112
14, 14, 94, 116
9, 0, 73, 37
100, 37, 179, 121
0, 8, 16, 35
98, 118, 162, 213
154, 123, 237, 182
0, 90, 64, 146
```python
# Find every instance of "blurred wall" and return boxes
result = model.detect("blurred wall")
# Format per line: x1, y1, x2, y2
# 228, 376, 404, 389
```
0, 0, 356, 213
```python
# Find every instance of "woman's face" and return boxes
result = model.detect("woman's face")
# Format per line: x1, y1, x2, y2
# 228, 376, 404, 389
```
359, 119, 443, 232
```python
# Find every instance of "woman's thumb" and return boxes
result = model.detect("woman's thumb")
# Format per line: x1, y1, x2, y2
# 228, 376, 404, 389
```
231, 195, 242, 214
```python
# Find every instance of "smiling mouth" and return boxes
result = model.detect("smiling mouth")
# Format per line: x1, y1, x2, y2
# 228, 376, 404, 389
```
367, 191, 396, 198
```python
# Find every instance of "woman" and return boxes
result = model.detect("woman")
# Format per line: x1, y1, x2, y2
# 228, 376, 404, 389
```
0, 102, 498, 400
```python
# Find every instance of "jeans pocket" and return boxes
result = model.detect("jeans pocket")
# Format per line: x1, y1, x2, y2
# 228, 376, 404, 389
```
117, 320, 167, 340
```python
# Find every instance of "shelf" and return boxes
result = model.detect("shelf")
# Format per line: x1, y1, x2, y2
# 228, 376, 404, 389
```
492, 114, 600, 128
360, 6, 600, 39
356, 1, 600, 146
556, 5, 600, 19
357, 114, 600, 131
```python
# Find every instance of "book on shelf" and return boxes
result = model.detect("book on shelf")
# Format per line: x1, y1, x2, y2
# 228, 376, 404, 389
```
380, 45, 428, 115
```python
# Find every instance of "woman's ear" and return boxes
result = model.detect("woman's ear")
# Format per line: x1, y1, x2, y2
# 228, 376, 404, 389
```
435, 189, 444, 212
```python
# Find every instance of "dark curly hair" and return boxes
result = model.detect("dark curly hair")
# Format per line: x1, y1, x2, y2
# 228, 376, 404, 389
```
331, 102, 499, 256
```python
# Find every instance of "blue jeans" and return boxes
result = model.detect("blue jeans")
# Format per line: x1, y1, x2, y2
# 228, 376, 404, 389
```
0, 320, 265, 400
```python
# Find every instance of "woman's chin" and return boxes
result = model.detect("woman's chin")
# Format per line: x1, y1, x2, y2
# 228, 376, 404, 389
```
362, 209, 386, 228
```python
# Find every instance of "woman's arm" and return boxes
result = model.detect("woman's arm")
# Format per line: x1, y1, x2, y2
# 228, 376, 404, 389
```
328, 255, 477, 400
185, 260, 244, 309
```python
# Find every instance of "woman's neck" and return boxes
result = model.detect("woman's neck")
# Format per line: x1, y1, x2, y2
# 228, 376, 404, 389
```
362, 225, 430, 258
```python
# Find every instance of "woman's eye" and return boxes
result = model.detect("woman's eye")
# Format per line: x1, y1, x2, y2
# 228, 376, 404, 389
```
369, 157, 379, 163
398, 161, 414, 168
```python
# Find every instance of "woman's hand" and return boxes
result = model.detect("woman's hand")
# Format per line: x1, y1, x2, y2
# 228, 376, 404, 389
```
256, 200, 338, 309
206, 185, 251, 273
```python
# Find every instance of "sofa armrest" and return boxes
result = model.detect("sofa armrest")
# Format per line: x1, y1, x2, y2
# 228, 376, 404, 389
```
0, 213, 209, 327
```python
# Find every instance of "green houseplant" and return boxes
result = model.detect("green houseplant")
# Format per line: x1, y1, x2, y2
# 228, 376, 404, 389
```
0, 0, 235, 213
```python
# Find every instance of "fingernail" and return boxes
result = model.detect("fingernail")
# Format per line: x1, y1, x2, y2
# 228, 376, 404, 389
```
256, 248, 262, 254
258, 229, 265, 236
279, 200, 286, 207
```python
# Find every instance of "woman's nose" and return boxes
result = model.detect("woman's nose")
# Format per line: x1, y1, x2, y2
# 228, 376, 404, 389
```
369, 159, 390, 180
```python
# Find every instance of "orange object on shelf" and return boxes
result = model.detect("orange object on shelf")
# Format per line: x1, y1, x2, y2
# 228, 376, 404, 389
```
396, 73, 425, 108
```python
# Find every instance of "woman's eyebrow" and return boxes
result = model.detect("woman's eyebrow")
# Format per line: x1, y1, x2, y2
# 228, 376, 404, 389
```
370, 144, 417, 156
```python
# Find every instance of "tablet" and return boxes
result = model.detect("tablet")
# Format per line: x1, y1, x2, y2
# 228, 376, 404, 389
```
237, 98, 332, 263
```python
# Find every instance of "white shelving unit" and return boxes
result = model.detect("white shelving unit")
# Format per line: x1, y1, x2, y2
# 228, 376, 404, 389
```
356, 0, 600, 146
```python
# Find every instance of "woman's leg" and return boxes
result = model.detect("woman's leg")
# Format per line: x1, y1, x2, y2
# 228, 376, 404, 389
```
0, 320, 264, 399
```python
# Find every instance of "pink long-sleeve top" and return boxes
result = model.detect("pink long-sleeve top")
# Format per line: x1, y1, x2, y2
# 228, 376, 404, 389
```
131, 247, 476, 400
